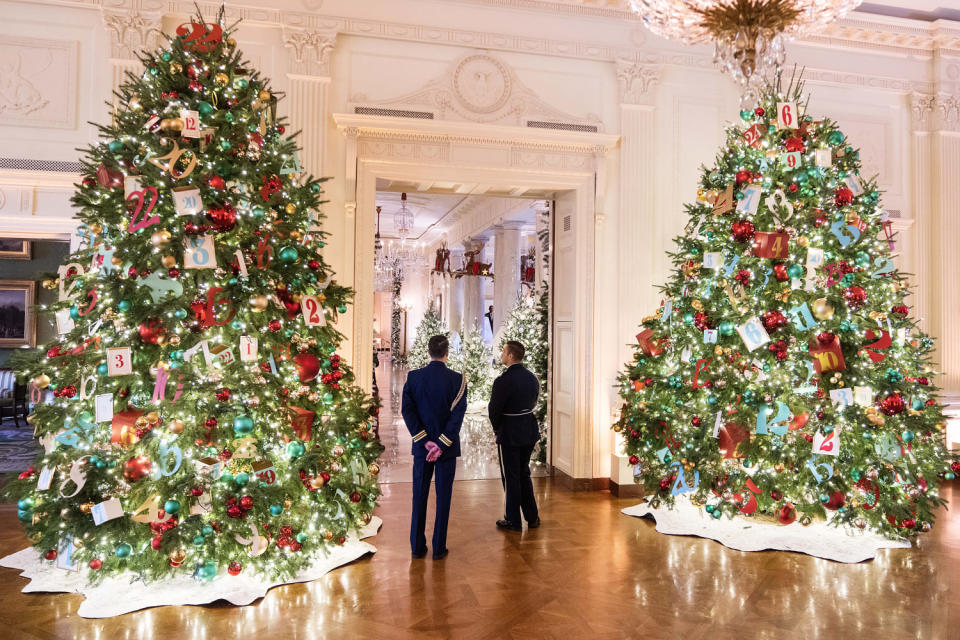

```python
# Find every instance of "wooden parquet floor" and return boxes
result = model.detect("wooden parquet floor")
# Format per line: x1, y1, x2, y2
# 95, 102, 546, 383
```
1, 478, 958, 640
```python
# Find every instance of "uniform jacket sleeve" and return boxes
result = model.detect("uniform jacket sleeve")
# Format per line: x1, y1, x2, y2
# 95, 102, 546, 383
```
438, 374, 467, 451
487, 374, 507, 436
401, 373, 428, 445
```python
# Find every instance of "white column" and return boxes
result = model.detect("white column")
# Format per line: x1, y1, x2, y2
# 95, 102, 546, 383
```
932, 94, 960, 391
492, 224, 522, 335
283, 29, 337, 178
449, 249, 465, 336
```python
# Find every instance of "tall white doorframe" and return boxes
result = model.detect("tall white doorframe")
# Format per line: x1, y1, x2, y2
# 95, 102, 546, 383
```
333, 113, 618, 481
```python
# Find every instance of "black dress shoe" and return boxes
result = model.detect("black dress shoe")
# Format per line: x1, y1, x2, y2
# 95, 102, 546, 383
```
496, 519, 522, 531
527, 518, 541, 528
412, 550, 427, 558
432, 549, 448, 560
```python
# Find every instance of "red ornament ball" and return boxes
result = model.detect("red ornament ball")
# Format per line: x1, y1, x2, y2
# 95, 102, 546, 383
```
216, 387, 231, 402
824, 491, 846, 510
205, 417, 218, 429
350, 491, 362, 503
730, 219, 756, 243
227, 505, 243, 519
901, 518, 917, 529
292, 353, 321, 382
207, 204, 237, 233
735, 170, 752, 184
191, 486, 204, 497
835, 186, 854, 206
123, 456, 152, 482
788, 183, 798, 193
754, 107, 765, 117
44, 549, 57, 561
127, 266, 138, 279
138, 318, 164, 344
770, 490, 782, 501
691, 416, 702, 427
778, 503, 797, 525
891, 305, 909, 317
784, 136, 805, 152
290, 542, 302, 552
773, 263, 789, 282
151, 535, 164, 550
762, 310, 788, 332
240, 495, 254, 511
628, 455, 639, 465
879, 393, 906, 416
268, 319, 282, 332
843, 285, 867, 309
228, 561, 243, 576
277, 125, 286, 134
207, 175, 226, 190
168, 268, 180, 278
817, 331, 836, 345
308, 259, 320, 270
89, 558, 102, 570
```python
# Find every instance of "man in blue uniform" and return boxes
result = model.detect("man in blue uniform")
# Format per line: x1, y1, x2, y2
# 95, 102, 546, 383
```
401, 334, 467, 559
488, 340, 541, 531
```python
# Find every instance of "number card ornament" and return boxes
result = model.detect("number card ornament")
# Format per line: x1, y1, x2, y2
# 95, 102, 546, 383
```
815, 149, 832, 168
812, 430, 839, 456
59, 456, 91, 498
702, 252, 723, 269
703, 329, 718, 344
736, 478, 763, 514
744, 123, 763, 148
764, 188, 794, 225
253, 460, 276, 485
140, 270, 184, 303
806, 456, 834, 484
240, 336, 258, 362
777, 102, 798, 129
712, 184, 735, 216
184, 235, 216, 269
854, 386, 874, 406
57, 537, 78, 572
829, 388, 854, 409
57, 262, 85, 302
131, 494, 173, 524
843, 174, 864, 197
180, 109, 201, 138
106, 347, 133, 376
669, 461, 699, 496
737, 316, 770, 352
173, 186, 203, 216
147, 139, 197, 181
300, 295, 327, 327
91, 497, 124, 525
176, 22, 223, 53
862, 329, 891, 363
829, 217, 861, 248
809, 335, 845, 373
752, 231, 789, 259
756, 401, 791, 436
123, 175, 142, 198
780, 152, 801, 170
737, 184, 762, 215
788, 303, 818, 331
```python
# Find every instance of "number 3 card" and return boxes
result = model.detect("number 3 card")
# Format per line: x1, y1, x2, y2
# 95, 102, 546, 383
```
106, 347, 133, 376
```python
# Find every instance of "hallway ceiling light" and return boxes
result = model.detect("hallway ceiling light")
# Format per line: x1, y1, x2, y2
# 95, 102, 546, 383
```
394, 192, 415, 240
629, 0, 863, 97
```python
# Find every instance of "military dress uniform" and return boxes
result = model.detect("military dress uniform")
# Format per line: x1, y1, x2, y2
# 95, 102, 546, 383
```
401, 360, 467, 558
488, 363, 541, 527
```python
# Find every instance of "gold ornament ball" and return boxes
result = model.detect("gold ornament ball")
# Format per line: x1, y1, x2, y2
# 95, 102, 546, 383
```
330, 462, 341, 473
283, 499, 292, 509
800, 516, 812, 527
360, 513, 373, 525
285, 203, 296, 214
169, 549, 186, 567
79, 502, 94, 514
169, 420, 185, 435
168, 334, 181, 346
797, 236, 808, 247
258, 90, 271, 101
310, 475, 326, 489
111, 255, 123, 266
249, 295, 269, 311
129, 96, 142, 110
161, 255, 177, 268
368, 463, 380, 476
34, 374, 51, 389
214, 72, 229, 86
774, 463, 785, 473
90, 223, 103, 235
151, 230, 172, 248
812, 297, 835, 321
333, 445, 346, 458
226, 37, 237, 48
135, 416, 149, 428
41, 279, 54, 289
169, 62, 183, 74
323, 530, 334, 541
145, 411, 160, 424
170, 118, 184, 132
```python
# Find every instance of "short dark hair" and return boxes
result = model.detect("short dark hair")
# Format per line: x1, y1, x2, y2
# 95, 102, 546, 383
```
428, 335, 449, 359
504, 340, 525, 361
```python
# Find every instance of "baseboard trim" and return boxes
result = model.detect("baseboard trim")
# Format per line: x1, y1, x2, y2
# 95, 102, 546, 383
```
609, 479, 645, 498
551, 467, 610, 491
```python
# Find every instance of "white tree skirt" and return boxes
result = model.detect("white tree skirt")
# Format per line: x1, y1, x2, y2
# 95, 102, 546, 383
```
623, 499, 910, 563
0, 516, 381, 618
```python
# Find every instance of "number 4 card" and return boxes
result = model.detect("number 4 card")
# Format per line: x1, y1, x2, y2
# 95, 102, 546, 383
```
106, 347, 133, 376
300, 296, 327, 327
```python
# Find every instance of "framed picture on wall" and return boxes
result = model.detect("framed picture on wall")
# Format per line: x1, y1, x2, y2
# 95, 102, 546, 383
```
0, 280, 36, 348
0, 239, 31, 260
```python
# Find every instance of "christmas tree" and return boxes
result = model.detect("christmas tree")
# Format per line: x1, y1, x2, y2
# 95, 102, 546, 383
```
5, 13, 382, 583
449, 326, 493, 404
407, 302, 448, 370
615, 76, 954, 539
497, 291, 549, 457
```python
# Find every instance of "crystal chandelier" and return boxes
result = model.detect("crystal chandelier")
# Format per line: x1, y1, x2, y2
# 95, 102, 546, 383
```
629, 0, 862, 97
393, 192, 414, 240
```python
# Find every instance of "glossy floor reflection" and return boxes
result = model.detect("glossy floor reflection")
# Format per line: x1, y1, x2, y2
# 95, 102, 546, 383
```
1, 480, 958, 638
376, 357, 547, 484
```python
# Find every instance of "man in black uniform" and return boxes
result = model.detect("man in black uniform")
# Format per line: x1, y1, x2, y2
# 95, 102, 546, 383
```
488, 340, 541, 531
402, 335, 468, 559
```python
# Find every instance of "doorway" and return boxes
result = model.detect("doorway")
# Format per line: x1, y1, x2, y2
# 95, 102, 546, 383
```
335, 112, 618, 486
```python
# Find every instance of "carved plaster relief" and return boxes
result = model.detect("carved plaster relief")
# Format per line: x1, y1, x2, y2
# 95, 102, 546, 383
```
350, 51, 602, 129
0, 36, 77, 129
283, 28, 337, 76
616, 60, 661, 105
101, 9, 163, 59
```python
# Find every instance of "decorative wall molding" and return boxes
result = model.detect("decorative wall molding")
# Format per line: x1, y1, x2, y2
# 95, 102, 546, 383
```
283, 27, 337, 77
936, 93, 960, 132
350, 51, 602, 128
0, 36, 78, 129
911, 91, 937, 131
101, 9, 163, 59
909, 92, 960, 132
616, 60, 661, 105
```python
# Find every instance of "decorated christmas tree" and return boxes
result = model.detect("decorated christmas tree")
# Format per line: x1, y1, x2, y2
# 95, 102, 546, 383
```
407, 302, 448, 370
449, 325, 493, 404
497, 291, 549, 457
615, 76, 954, 539
5, 13, 382, 583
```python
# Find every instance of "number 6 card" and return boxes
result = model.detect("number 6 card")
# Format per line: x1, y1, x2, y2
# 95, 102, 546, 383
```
106, 347, 133, 376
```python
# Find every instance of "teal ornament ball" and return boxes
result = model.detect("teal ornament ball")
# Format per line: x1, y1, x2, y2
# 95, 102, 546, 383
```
224, 112, 235, 123
163, 499, 180, 514
683, 313, 694, 326
162, 52, 172, 61
828, 130, 845, 145
947, 472, 956, 480
69, 306, 81, 320
796, 172, 809, 185
740, 109, 754, 121
288, 441, 305, 458
17, 509, 32, 521
219, 471, 234, 484
234, 472, 249, 486
253, 207, 266, 220
912, 398, 925, 410
322, 392, 334, 403
202, 525, 214, 537
198, 101, 215, 116
787, 264, 804, 279
219, 139, 232, 151
337, 304, 347, 314
707, 395, 717, 405
98, 363, 109, 376
705, 505, 715, 513
310, 184, 321, 194
855, 251, 871, 268
231, 320, 242, 329
17, 498, 34, 511
902, 430, 915, 443
108, 140, 123, 153
174, 308, 187, 319
321, 358, 331, 369
117, 300, 131, 312
270, 504, 284, 516
96, 460, 106, 469
149, 67, 159, 76
193, 535, 205, 546
719, 321, 735, 336
296, 532, 308, 543
840, 273, 855, 288
279, 246, 299, 263
115, 543, 132, 558
851, 468, 861, 481
234, 78, 248, 89
233, 415, 254, 435
712, 510, 722, 519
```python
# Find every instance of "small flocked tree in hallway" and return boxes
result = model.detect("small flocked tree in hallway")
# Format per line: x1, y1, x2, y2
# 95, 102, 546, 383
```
614, 76, 954, 538
498, 292, 549, 458
5, 12, 382, 583
450, 325, 493, 404
408, 302, 448, 370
